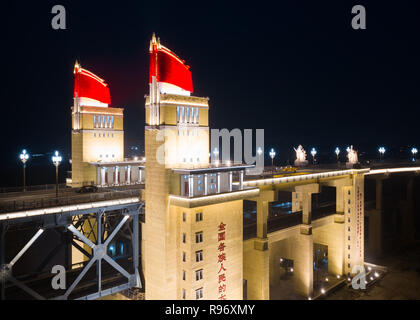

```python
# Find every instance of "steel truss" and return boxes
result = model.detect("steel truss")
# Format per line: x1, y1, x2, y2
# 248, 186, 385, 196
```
0, 201, 143, 300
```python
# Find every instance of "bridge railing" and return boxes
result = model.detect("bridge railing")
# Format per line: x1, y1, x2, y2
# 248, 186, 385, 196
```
0, 189, 141, 214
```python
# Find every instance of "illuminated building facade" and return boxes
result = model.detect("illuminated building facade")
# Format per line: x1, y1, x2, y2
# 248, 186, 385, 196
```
142, 34, 256, 300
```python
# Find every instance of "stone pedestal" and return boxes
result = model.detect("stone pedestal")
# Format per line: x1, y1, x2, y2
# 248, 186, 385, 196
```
294, 160, 308, 167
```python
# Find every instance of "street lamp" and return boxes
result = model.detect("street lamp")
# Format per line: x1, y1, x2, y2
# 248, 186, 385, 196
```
213, 147, 219, 164
19, 149, 29, 191
257, 147, 263, 166
52, 151, 62, 198
378, 147, 385, 161
335, 147, 340, 162
269, 148, 276, 166
411, 147, 418, 161
311, 148, 317, 164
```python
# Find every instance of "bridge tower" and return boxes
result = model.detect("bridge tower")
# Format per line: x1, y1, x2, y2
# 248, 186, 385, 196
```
143, 34, 251, 300
71, 62, 124, 187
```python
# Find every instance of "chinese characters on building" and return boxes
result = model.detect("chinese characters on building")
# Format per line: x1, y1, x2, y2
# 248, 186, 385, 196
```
356, 185, 363, 258
217, 222, 227, 300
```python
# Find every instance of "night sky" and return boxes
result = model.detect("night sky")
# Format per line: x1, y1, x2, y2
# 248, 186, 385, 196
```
2, 1, 420, 186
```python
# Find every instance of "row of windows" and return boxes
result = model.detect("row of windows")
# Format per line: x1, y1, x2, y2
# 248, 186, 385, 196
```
94, 132, 114, 138
182, 269, 203, 282
177, 106, 199, 124
93, 115, 115, 128
182, 249, 204, 263
182, 212, 203, 222
182, 288, 203, 300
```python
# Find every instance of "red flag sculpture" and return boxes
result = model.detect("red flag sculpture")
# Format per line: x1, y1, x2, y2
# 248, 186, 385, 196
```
149, 34, 193, 93
74, 63, 111, 105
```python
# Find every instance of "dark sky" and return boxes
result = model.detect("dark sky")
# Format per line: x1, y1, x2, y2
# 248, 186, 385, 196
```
2, 0, 420, 174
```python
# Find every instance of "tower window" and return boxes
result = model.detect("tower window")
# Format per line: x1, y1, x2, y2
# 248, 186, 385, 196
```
195, 232, 203, 243
182, 212, 186, 222
195, 288, 203, 300
195, 269, 203, 281
196, 212, 203, 222
182, 233, 186, 243
182, 270, 186, 281
182, 289, 186, 300
195, 250, 203, 262
182, 252, 186, 262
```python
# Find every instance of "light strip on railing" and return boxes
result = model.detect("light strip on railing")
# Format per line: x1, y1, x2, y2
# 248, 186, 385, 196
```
0, 197, 140, 221
365, 167, 420, 175
242, 169, 369, 187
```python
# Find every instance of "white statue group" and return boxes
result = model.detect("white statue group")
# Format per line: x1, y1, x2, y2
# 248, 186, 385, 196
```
293, 144, 358, 167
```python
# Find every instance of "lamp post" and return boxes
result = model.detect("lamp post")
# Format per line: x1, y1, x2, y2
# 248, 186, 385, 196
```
19, 149, 29, 192
269, 148, 276, 167
257, 147, 263, 165
378, 147, 385, 161
213, 147, 219, 164
335, 147, 340, 162
52, 151, 62, 198
411, 147, 418, 161
311, 148, 317, 164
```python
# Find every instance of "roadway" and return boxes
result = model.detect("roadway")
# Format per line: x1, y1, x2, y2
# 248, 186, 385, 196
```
0, 184, 144, 214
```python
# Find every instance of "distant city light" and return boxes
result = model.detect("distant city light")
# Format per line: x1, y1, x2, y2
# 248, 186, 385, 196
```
321, 288, 325, 294
335, 147, 340, 156
257, 147, 263, 156
374, 272, 379, 278
346, 146, 350, 153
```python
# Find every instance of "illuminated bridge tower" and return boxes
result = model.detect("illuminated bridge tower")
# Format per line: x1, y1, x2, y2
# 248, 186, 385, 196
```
143, 34, 257, 300
71, 62, 125, 187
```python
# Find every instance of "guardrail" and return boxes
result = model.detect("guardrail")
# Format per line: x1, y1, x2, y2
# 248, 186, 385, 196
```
0, 189, 141, 214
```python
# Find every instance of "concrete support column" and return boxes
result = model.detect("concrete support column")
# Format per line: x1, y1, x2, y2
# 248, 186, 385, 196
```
239, 170, 244, 190
336, 186, 344, 213
96, 167, 101, 186
138, 167, 142, 183
204, 173, 208, 195
244, 238, 269, 300
367, 177, 386, 257
295, 184, 319, 225
293, 227, 313, 298
188, 174, 194, 197
402, 177, 415, 242
101, 167, 106, 186
229, 171, 233, 192
127, 166, 131, 184
257, 200, 269, 239
217, 172, 221, 193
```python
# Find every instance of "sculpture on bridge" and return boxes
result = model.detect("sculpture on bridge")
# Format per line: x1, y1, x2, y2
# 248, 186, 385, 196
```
294, 145, 308, 167
346, 145, 359, 168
